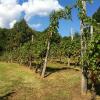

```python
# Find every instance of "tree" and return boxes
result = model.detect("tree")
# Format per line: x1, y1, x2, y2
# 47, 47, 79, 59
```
84, 7, 100, 100
0, 28, 8, 53
75, 0, 93, 95
0, 19, 37, 63
41, 7, 72, 77
85, 31, 100, 100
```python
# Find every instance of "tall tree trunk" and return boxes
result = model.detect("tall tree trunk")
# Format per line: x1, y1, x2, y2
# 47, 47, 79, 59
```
41, 39, 50, 78
80, 0, 88, 95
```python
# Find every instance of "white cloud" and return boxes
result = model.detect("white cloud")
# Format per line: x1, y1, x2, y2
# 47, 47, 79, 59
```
22, 0, 63, 21
0, 0, 17, 4
0, 0, 23, 28
0, 0, 63, 28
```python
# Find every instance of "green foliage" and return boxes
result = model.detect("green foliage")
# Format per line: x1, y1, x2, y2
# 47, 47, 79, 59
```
81, 6, 100, 84
85, 32, 100, 82
0, 28, 8, 52
64, 37, 81, 60
93, 7, 100, 23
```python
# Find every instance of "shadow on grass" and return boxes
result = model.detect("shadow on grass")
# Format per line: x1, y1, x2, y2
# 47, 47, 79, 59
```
0, 92, 15, 100
65, 62, 80, 67
88, 82, 100, 96
56, 61, 64, 64
95, 83, 100, 96
45, 67, 79, 77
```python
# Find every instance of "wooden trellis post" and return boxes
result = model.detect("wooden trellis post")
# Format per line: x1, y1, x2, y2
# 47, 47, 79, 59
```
71, 28, 74, 41
90, 25, 93, 40
41, 32, 52, 78
80, 0, 88, 95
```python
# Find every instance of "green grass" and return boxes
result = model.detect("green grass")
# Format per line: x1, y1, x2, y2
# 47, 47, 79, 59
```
0, 62, 81, 100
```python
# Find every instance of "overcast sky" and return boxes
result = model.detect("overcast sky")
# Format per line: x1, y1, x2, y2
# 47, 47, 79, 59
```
0, 0, 100, 36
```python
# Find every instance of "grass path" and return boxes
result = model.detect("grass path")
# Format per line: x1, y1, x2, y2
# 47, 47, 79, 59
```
0, 62, 97, 100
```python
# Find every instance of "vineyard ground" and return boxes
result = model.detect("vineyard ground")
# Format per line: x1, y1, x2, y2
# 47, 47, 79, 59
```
0, 62, 100, 100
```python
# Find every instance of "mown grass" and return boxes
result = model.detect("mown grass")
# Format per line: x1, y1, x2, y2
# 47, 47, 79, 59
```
0, 62, 81, 100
